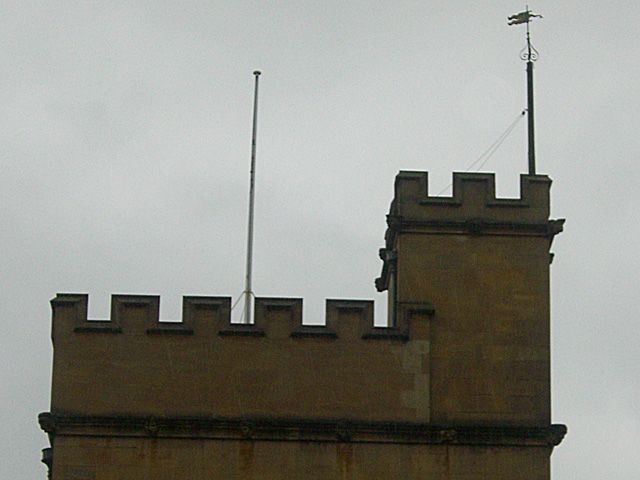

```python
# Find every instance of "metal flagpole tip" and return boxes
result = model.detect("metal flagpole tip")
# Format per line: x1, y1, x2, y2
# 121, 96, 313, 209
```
253, 70, 262, 76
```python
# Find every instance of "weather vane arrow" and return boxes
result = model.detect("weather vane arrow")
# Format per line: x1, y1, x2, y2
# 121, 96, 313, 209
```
508, 6, 542, 175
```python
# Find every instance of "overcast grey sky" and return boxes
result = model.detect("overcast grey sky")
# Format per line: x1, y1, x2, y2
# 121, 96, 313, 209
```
1, 1, 638, 478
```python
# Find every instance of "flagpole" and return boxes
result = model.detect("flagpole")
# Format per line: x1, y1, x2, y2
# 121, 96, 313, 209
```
243, 70, 261, 324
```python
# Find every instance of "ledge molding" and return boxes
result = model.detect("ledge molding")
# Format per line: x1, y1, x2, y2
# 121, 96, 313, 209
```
38, 412, 566, 448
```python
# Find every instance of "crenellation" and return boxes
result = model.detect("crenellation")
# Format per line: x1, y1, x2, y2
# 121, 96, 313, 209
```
110, 295, 159, 335
180, 296, 230, 337
326, 299, 373, 341
51, 294, 234, 338
392, 171, 553, 224
50, 294, 88, 340
50, 294, 423, 342
254, 297, 302, 339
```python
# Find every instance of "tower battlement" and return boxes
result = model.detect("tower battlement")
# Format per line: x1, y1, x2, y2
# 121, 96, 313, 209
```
49, 293, 433, 422
51, 294, 430, 341
391, 171, 555, 222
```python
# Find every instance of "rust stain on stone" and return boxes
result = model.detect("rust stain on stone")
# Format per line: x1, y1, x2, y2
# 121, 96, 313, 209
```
239, 441, 255, 479
444, 445, 451, 480
336, 443, 353, 479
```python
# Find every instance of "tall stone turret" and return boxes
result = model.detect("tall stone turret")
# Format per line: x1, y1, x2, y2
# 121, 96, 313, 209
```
377, 172, 564, 427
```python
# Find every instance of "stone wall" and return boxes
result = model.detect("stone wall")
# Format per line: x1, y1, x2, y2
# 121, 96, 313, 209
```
40, 171, 566, 479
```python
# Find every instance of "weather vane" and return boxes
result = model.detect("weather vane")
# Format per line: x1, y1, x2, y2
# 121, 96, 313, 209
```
508, 6, 542, 175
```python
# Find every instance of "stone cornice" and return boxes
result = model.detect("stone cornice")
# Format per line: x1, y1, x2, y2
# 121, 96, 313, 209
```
376, 217, 564, 292
39, 412, 566, 448
385, 216, 564, 243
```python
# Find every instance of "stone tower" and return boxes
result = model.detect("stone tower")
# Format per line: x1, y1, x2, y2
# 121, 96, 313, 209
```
39, 171, 566, 479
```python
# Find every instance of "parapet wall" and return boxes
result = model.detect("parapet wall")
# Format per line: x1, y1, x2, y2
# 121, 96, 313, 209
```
50, 294, 434, 422
51, 294, 433, 340
391, 172, 553, 223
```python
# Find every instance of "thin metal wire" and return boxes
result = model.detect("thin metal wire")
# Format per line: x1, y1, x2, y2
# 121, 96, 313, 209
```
435, 111, 526, 196
474, 114, 524, 171
231, 291, 244, 311
231, 289, 255, 324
